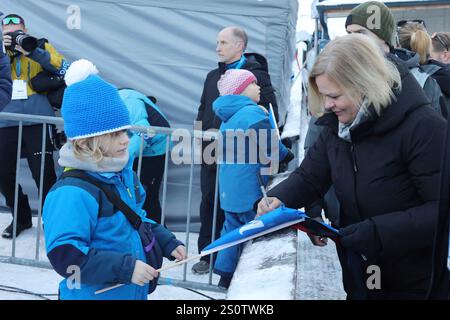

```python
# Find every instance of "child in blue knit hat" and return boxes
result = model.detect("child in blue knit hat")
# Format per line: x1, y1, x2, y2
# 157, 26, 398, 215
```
43, 59, 186, 300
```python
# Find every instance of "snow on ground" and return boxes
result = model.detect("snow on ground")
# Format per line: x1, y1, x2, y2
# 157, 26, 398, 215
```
0, 212, 225, 300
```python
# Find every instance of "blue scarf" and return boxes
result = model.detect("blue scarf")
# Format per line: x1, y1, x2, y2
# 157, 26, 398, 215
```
226, 55, 247, 70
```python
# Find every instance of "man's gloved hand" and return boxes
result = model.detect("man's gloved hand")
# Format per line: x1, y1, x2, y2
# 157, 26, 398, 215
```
340, 219, 382, 261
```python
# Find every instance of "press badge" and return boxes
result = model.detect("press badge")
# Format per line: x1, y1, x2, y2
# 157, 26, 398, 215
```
12, 80, 28, 100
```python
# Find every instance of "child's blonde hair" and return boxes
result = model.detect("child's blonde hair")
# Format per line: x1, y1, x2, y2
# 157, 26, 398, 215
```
71, 131, 121, 163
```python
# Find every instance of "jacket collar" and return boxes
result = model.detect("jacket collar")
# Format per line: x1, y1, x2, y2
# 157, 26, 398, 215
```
58, 142, 130, 175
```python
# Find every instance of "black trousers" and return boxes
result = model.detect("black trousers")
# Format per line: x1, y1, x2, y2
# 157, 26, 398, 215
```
133, 155, 165, 224
0, 125, 56, 225
198, 163, 225, 262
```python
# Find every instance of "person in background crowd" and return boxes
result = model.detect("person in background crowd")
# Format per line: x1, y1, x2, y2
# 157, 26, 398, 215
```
0, 14, 68, 238
119, 88, 171, 224
430, 32, 450, 65
397, 21, 450, 117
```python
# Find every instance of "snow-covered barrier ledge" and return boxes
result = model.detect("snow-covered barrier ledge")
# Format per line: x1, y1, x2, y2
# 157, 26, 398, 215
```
226, 172, 298, 299
226, 228, 298, 299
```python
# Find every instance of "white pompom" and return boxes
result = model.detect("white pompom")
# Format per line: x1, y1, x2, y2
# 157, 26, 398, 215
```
64, 59, 99, 86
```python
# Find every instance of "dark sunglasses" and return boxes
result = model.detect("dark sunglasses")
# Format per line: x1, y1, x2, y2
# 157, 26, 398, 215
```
2, 17, 23, 25
397, 19, 426, 29
432, 32, 449, 51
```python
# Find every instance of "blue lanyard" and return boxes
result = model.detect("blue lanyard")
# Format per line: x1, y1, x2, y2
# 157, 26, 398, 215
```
235, 55, 246, 69
15, 59, 21, 77
15, 57, 30, 81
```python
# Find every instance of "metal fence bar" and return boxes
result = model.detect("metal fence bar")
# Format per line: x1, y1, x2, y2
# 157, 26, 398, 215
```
0, 112, 226, 293
0, 255, 53, 270
159, 277, 226, 294
35, 123, 48, 261
136, 132, 145, 179
160, 135, 171, 227
183, 136, 195, 281
208, 144, 221, 285
0, 112, 220, 139
11, 122, 24, 258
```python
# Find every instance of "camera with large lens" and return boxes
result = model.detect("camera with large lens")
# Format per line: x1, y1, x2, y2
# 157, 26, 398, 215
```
5, 30, 38, 53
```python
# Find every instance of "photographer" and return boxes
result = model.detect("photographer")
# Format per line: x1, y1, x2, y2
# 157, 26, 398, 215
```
0, 14, 68, 239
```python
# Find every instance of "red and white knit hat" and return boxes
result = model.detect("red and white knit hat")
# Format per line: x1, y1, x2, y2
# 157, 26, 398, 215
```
217, 69, 257, 96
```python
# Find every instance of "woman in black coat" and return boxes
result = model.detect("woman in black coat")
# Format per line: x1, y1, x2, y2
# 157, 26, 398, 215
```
257, 34, 446, 300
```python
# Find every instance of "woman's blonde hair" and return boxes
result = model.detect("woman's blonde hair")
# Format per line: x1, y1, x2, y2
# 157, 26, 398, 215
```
71, 131, 121, 163
398, 22, 431, 64
308, 33, 401, 117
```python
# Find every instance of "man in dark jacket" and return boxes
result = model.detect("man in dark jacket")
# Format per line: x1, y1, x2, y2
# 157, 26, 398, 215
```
192, 26, 280, 274
0, 21, 12, 109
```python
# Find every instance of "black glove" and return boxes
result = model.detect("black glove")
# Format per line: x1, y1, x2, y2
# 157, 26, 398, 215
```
305, 199, 324, 219
340, 219, 382, 261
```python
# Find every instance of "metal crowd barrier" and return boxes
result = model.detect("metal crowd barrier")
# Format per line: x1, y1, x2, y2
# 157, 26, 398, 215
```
0, 112, 224, 293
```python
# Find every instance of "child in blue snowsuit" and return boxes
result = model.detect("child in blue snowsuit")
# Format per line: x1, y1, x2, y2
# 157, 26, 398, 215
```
212, 69, 292, 289
43, 60, 186, 300
118, 89, 170, 224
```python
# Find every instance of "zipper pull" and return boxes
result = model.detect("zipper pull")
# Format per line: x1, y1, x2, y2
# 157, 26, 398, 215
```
351, 144, 358, 173
126, 188, 133, 199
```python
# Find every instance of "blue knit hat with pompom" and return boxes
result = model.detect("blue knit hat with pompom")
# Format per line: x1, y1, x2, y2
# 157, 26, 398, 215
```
61, 59, 131, 140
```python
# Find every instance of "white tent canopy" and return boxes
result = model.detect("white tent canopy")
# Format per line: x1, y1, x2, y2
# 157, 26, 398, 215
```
0, 0, 298, 228
0, 0, 298, 126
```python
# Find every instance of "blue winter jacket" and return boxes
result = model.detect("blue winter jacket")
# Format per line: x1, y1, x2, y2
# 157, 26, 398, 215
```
43, 159, 182, 300
212, 95, 289, 213
119, 89, 170, 159
0, 54, 12, 110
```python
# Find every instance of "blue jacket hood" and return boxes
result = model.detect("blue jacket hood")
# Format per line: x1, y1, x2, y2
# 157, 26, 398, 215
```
118, 88, 170, 159
213, 95, 256, 122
